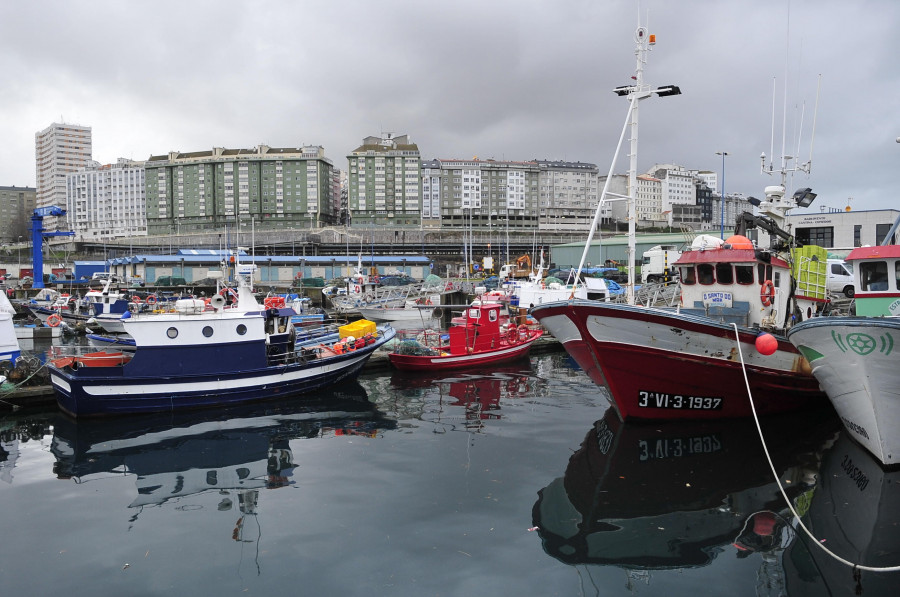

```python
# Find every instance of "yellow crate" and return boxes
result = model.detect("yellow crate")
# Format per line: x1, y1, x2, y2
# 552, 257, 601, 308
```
339, 319, 376, 339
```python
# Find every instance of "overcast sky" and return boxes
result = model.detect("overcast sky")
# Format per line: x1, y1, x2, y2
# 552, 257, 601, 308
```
2, 0, 899, 213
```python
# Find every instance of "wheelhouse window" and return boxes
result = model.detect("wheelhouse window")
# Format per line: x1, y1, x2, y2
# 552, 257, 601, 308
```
715, 263, 733, 285
860, 261, 889, 291
757, 263, 772, 284
735, 265, 754, 285
697, 264, 715, 285
679, 265, 696, 285
489, 309, 498, 322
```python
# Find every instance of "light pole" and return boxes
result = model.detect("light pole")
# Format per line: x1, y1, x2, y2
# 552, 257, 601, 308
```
716, 151, 729, 239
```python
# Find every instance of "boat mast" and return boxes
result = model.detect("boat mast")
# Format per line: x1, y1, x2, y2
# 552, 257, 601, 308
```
573, 20, 679, 304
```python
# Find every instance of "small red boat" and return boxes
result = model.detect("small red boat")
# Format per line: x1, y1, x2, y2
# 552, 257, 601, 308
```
389, 302, 543, 372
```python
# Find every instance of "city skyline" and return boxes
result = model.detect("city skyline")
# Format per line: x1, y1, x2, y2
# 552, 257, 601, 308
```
2, 1, 899, 214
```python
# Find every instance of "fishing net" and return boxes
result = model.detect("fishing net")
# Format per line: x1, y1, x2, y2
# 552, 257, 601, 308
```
394, 339, 439, 356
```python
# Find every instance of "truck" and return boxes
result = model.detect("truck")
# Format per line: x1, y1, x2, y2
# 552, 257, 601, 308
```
640, 245, 682, 284
498, 254, 535, 281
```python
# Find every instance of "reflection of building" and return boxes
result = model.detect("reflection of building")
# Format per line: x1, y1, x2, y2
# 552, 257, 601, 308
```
144, 144, 335, 235
0, 185, 35, 244
66, 159, 146, 240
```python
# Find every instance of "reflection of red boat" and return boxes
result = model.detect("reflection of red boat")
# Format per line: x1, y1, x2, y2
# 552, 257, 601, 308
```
389, 302, 542, 372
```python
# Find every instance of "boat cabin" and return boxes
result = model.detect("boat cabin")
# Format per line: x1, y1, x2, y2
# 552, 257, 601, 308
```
846, 245, 900, 316
675, 234, 827, 328
448, 302, 504, 353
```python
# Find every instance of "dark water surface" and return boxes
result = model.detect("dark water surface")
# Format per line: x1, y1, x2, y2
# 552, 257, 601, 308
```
1, 353, 897, 596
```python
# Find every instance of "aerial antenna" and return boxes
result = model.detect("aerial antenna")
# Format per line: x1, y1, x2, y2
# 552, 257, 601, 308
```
806, 74, 821, 172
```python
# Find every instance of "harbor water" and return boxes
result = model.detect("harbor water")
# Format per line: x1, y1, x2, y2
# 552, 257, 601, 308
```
1, 352, 897, 596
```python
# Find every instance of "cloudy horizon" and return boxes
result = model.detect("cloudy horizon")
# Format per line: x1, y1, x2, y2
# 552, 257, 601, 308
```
2, 0, 899, 214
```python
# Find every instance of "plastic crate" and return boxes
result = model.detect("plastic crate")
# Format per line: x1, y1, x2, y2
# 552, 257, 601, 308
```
339, 319, 376, 339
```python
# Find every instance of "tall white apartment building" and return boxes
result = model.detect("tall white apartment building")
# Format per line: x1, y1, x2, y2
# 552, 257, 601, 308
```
635, 174, 664, 224
66, 159, 146, 240
35, 122, 92, 227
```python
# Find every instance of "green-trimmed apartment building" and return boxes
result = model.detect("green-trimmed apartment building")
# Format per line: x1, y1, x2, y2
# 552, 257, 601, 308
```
145, 145, 335, 235
347, 134, 422, 228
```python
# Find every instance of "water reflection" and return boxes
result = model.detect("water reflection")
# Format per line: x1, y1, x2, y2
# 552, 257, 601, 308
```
784, 432, 900, 595
389, 361, 536, 432
532, 406, 840, 588
49, 382, 394, 514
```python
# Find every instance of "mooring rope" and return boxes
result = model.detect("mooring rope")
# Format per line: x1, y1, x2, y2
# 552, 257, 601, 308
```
731, 323, 900, 574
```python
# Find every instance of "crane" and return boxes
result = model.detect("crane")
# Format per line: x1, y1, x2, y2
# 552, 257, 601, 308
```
31, 206, 75, 289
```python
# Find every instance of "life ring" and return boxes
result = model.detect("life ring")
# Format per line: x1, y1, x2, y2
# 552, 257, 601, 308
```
146, 294, 157, 305
517, 324, 529, 342
760, 280, 775, 307
353, 284, 362, 294
47, 313, 62, 327
507, 326, 518, 343
132, 295, 142, 304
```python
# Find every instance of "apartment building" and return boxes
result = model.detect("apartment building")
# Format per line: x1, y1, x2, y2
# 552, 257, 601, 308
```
35, 122, 92, 228
536, 160, 601, 231
144, 145, 334, 235
0, 185, 36, 244
423, 158, 541, 231
347, 134, 421, 227
66, 159, 146, 240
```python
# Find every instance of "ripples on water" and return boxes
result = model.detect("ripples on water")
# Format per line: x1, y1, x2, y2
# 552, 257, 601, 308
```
0, 353, 897, 596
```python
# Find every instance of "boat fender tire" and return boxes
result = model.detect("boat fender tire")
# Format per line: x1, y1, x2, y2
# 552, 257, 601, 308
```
432, 308, 443, 319
760, 280, 775, 307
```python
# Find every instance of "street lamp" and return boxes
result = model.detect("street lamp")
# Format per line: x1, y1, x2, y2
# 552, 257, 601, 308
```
716, 151, 729, 239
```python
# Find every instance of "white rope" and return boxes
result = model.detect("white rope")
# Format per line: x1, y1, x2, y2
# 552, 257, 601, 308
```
731, 323, 900, 573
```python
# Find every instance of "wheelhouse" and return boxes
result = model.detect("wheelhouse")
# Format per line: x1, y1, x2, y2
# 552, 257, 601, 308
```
846, 245, 900, 316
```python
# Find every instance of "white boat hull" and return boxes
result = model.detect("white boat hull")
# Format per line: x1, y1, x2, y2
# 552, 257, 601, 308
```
788, 317, 900, 466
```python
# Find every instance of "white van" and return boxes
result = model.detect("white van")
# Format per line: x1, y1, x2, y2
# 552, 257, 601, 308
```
826, 259, 854, 297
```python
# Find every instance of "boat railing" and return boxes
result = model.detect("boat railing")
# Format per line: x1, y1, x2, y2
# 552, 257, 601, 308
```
633, 281, 682, 307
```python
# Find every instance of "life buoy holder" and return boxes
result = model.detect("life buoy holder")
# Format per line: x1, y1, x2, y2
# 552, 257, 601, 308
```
47, 313, 62, 327
517, 324, 529, 342
760, 280, 775, 307
146, 294, 158, 305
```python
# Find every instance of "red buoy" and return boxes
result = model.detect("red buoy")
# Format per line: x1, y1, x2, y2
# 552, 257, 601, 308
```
755, 333, 778, 356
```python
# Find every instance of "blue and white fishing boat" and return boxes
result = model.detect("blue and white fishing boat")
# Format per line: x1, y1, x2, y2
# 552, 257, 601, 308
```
48, 260, 395, 417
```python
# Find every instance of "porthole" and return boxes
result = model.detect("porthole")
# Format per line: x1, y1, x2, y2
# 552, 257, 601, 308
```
236, 324, 247, 335
202, 326, 214, 338
166, 327, 178, 339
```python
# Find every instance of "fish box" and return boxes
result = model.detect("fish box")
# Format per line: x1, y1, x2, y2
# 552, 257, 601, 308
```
340, 319, 376, 339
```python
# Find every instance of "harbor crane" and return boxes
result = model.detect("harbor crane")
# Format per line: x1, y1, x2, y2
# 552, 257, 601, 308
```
31, 206, 75, 289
